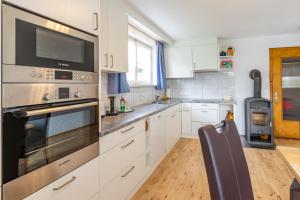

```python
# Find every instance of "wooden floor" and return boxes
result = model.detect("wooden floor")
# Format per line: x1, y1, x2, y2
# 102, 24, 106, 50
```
132, 138, 295, 200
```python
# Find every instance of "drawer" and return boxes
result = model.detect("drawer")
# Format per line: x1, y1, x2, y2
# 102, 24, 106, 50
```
182, 103, 191, 109
100, 154, 146, 200
192, 103, 219, 110
100, 132, 145, 189
100, 120, 145, 154
192, 122, 212, 136
192, 109, 219, 123
24, 158, 99, 200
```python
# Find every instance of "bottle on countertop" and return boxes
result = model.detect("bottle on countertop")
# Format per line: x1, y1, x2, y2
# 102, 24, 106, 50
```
120, 96, 126, 113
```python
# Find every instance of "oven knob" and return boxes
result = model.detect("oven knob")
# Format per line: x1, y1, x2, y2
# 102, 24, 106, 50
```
74, 91, 81, 98
43, 94, 52, 101
80, 74, 86, 80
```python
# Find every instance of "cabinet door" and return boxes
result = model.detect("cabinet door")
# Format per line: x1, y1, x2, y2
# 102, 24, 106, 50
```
104, 0, 128, 72
149, 113, 166, 169
67, 0, 100, 35
4, 0, 99, 35
192, 43, 219, 71
175, 109, 182, 141
165, 47, 194, 78
182, 108, 192, 135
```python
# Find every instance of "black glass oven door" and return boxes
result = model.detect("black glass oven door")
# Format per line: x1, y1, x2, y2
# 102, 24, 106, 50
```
2, 102, 99, 184
15, 19, 95, 72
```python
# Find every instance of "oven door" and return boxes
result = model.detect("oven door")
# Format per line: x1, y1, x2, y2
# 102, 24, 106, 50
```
2, 101, 99, 200
3, 4, 98, 72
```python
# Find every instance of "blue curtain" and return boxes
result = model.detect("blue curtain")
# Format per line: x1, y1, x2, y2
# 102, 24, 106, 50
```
156, 41, 167, 90
107, 73, 130, 94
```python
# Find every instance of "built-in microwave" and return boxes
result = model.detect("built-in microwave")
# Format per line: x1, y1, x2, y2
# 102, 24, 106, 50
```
2, 4, 98, 73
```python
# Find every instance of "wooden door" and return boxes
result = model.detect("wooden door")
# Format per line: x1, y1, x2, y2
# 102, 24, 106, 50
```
270, 47, 300, 138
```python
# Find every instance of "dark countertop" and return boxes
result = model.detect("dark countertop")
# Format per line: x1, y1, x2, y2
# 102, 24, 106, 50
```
100, 98, 235, 137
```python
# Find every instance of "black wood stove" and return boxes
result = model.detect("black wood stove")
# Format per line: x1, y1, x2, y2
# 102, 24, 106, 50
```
245, 70, 275, 148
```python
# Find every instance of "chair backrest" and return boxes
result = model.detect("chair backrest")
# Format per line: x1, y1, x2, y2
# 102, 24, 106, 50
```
198, 120, 254, 200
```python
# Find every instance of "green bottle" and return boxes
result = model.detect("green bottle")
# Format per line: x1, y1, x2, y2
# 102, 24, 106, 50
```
120, 96, 125, 113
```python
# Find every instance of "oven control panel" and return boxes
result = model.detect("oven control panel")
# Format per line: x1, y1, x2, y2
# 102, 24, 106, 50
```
3, 65, 98, 84
3, 84, 98, 108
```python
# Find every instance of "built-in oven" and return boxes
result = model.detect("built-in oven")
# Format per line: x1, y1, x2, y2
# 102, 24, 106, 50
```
2, 4, 98, 73
2, 4, 100, 200
2, 100, 99, 200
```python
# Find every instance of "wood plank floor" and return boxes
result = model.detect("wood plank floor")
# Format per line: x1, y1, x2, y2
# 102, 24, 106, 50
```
132, 138, 295, 200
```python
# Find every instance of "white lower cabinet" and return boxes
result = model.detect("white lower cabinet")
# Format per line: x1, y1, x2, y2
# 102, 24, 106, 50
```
192, 109, 219, 123
24, 158, 99, 200
148, 113, 166, 171
99, 120, 146, 200
100, 154, 146, 200
99, 131, 145, 188
182, 107, 192, 135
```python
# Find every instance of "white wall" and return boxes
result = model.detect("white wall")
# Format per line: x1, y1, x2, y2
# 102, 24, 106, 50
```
219, 33, 300, 134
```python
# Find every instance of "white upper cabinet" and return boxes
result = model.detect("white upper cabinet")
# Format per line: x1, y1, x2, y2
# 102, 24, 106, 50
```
100, 0, 128, 72
165, 47, 194, 78
4, 0, 100, 35
192, 43, 219, 71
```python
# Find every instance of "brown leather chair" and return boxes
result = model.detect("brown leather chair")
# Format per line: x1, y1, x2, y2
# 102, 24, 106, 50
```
198, 120, 254, 200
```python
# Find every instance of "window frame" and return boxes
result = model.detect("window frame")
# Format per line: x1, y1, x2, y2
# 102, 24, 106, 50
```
127, 27, 157, 87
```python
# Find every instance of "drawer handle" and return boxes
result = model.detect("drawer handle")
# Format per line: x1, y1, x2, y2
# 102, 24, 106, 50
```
121, 140, 135, 149
52, 176, 76, 191
171, 114, 176, 118
121, 126, 134, 134
182, 109, 190, 112
201, 111, 208, 113
121, 166, 135, 178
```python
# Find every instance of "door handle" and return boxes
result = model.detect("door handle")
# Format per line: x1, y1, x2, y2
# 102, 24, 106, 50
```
93, 13, 99, 30
274, 91, 278, 103
104, 54, 108, 68
110, 55, 114, 68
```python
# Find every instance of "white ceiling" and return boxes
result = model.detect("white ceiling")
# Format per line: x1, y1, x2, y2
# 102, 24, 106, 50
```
126, 0, 300, 40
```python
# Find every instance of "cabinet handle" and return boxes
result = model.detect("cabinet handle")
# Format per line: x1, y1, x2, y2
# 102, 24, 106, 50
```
104, 54, 108, 68
121, 140, 135, 149
121, 126, 134, 134
93, 13, 99, 30
110, 55, 114, 68
171, 114, 176, 118
201, 110, 208, 113
121, 166, 135, 178
52, 176, 76, 191
182, 109, 190, 112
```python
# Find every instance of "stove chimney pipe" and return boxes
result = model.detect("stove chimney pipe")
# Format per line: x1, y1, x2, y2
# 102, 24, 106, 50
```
249, 69, 261, 98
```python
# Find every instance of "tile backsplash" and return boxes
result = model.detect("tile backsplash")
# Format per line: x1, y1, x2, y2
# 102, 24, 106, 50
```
167, 71, 235, 99
101, 73, 164, 109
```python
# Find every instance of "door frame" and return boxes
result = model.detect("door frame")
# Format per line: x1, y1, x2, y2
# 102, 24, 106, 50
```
270, 46, 300, 138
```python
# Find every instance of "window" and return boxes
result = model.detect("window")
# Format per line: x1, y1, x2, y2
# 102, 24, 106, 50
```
127, 25, 157, 86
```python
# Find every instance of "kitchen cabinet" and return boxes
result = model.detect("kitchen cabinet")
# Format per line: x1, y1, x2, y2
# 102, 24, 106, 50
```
192, 43, 219, 71
4, 0, 100, 35
24, 158, 99, 200
166, 105, 181, 152
182, 103, 192, 135
165, 47, 194, 78
100, 0, 128, 72
100, 154, 145, 200
99, 120, 146, 200
148, 113, 166, 171
190, 103, 220, 136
